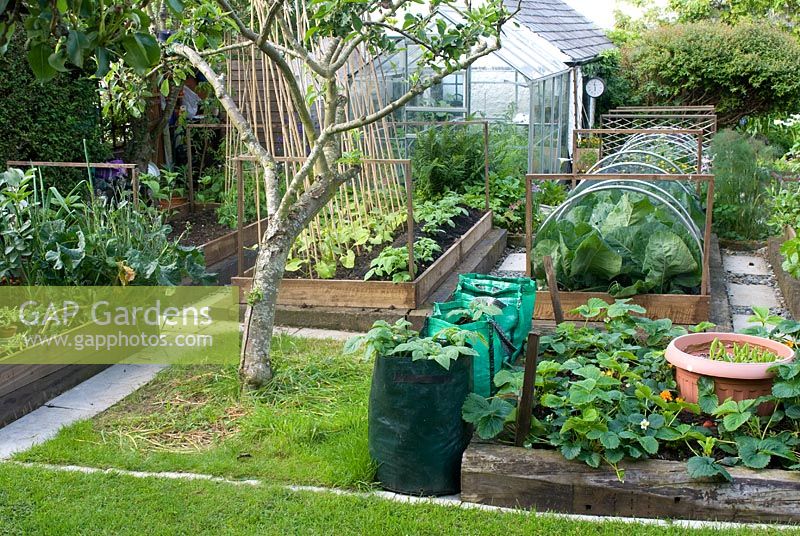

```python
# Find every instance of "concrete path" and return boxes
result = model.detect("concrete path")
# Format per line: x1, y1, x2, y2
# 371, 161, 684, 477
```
274, 326, 360, 341
0, 364, 165, 459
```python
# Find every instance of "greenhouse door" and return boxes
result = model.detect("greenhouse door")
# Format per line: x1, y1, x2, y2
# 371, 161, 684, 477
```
529, 71, 572, 173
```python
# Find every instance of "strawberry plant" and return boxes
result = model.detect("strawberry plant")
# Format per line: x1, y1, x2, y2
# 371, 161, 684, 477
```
462, 298, 800, 482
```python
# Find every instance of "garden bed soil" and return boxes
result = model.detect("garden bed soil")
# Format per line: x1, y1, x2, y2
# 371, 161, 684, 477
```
285, 207, 484, 281
461, 442, 800, 523
168, 205, 233, 247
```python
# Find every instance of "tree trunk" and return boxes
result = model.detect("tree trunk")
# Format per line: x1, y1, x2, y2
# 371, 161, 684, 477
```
239, 221, 293, 388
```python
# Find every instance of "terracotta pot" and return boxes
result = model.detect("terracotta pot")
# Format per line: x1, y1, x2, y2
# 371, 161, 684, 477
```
665, 332, 794, 415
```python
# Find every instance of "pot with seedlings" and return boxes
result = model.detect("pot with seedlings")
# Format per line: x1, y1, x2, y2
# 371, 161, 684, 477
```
665, 332, 795, 415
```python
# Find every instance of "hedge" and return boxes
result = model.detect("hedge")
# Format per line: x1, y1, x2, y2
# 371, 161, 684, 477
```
620, 21, 800, 126
0, 32, 109, 191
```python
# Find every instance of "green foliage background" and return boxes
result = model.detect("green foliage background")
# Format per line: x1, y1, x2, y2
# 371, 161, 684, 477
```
619, 21, 800, 126
0, 33, 109, 191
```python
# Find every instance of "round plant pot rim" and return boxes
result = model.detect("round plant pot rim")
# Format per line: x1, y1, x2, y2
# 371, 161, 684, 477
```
665, 332, 794, 380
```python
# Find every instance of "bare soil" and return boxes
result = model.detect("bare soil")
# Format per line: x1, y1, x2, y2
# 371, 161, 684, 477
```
168, 206, 234, 247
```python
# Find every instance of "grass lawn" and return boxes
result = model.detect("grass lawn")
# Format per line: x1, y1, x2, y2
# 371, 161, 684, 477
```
16, 335, 374, 488
8, 334, 798, 534
0, 463, 793, 535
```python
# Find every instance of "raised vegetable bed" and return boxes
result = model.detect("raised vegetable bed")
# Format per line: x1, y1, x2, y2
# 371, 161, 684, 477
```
767, 227, 800, 319
231, 211, 493, 308
526, 173, 717, 324
461, 442, 800, 523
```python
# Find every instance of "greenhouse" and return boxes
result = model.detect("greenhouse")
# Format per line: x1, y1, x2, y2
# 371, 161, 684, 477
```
362, 0, 612, 173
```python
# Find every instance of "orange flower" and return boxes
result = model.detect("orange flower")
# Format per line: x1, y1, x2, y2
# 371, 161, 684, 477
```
659, 389, 673, 402
785, 339, 795, 348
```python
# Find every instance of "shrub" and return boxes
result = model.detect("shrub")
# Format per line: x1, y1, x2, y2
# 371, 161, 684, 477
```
411, 125, 484, 199
710, 130, 778, 240
0, 33, 109, 192
620, 22, 800, 126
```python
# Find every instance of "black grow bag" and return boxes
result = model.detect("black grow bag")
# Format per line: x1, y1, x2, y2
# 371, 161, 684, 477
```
368, 353, 473, 496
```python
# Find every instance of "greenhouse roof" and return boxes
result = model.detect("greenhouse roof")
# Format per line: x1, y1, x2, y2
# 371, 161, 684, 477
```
494, 19, 572, 80
504, 0, 614, 63
439, 6, 571, 81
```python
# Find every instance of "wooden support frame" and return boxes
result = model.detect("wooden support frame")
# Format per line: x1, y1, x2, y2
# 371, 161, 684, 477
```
6, 160, 140, 205
525, 172, 715, 323
571, 128, 705, 177
185, 122, 228, 213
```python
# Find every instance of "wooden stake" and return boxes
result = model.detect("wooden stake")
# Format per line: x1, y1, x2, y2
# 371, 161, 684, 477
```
543, 255, 564, 324
515, 332, 539, 447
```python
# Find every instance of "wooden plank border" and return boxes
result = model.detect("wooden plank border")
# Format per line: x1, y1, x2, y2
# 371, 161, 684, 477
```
230, 211, 493, 309
767, 227, 800, 319
533, 291, 710, 324
200, 217, 269, 267
461, 442, 800, 524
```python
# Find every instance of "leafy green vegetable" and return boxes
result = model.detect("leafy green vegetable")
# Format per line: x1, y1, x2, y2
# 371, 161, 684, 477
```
534, 191, 702, 296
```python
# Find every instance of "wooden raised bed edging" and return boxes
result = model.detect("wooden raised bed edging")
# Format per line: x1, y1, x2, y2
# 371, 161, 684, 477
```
461, 442, 800, 523
531, 233, 727, 325
768, 227, 800, 319
230, 211, 494, 309
200, 217, 269, 267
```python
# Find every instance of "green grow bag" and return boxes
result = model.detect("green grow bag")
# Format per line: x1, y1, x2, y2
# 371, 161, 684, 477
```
368, 353, 473, 496
453, 274, 536, 362
427, 274, 536, 397
427, 299, 510, 397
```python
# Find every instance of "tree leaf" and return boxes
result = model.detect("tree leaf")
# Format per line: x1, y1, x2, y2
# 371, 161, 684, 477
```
28, 43, 57, 81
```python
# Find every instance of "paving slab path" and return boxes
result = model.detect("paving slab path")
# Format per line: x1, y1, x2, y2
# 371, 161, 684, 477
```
721, 248, 792, 332
0, 364, 165, 459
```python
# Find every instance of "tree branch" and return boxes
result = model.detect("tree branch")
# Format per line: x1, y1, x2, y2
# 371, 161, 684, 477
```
171, 42, 280, 214
216, 0, 319, 146
328, 40, 498, 134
